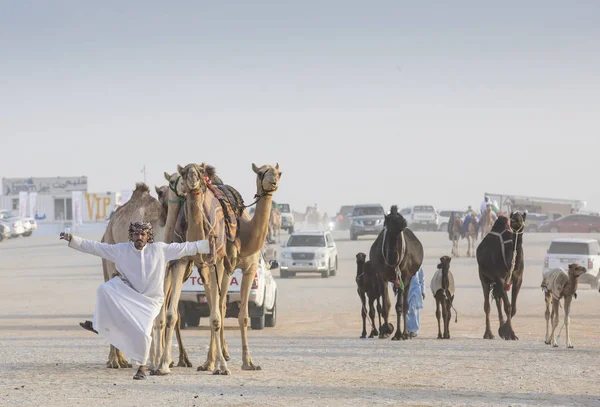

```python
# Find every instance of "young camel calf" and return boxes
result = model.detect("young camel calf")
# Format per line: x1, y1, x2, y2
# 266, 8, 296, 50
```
541, 263, 587, 348
430, 255, 456, 339
355, 252, 389, 338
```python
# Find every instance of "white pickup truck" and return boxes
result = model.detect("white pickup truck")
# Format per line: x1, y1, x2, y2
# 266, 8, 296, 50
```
400, 205, 439, 231
179, 250, 279, 330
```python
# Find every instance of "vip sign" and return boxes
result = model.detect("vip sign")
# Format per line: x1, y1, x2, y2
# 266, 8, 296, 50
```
84, 193, 114, 221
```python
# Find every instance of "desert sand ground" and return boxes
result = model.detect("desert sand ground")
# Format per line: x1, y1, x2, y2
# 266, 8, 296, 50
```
1, 225, 600, 407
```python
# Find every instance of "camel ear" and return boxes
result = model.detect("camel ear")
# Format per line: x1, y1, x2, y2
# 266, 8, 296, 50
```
278, 171, 283, 178
155, 186, 160, 194
252, 163, 259, 173
522, 212, 527, 221
275, 163, 279, 170
204, 165, 216, 179
177, 164, 184, 175
164, 172, 170, 181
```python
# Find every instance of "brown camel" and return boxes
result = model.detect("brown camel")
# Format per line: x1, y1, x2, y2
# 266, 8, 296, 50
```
480, 206, 495, 238
430, 256, 457, 339
542, 263, 587, 348
450, 213, 463, 257
156, 162, 281, 375
100, 182, 166, 368
464, 210, 478, 257
476, 212, 526, 341
355, 252, 387, 339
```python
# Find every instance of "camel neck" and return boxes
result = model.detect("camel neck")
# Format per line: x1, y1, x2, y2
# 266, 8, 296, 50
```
240, 193, 272, 257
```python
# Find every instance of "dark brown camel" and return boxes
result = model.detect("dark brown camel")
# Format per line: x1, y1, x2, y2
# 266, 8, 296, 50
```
355, 252, 389, 339
369, 205, 424, 341
476, 211, 526, 340
430, 255, 457, 339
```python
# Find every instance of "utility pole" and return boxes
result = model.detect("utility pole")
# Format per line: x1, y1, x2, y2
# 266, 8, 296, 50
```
141, 164, 147, 184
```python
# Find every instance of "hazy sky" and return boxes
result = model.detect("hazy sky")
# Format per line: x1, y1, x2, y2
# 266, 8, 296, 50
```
2, 1, 599, 215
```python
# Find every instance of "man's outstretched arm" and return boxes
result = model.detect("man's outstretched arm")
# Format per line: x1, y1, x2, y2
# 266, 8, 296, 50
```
61, 233, 120, 263
162, 240, 211, 262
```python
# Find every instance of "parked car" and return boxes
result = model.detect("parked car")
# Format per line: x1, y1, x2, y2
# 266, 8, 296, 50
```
279, 230, 338, 278
0, 221, 11, 242
437, 210, 466, 231
21, 217, 37, 237
349, 204, 385, 240
539, 214, 600, 233
0, 217, 25, 238
179, 250, 278, 330
277, 203, 295, 233
333, 205, 355, 231
400, 205, 439, 231
542, 238, 600, 288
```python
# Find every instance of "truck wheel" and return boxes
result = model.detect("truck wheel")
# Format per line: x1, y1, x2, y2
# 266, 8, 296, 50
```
265, 294, 277, 328
280, 270, 288, 278
350, 233, 357, 241
185, 307, 201, 327
321, 269, 329, 278
289, 226, 294, 233
329, 257, 337, 276
23, 231, 32, 237
439, 223, 447, 231
251, 304, 265, 330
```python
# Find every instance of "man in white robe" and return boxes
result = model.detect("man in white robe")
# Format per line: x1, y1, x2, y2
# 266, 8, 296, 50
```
60, 221, 211, 380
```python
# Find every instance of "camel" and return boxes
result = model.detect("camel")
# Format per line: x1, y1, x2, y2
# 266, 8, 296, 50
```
542, 263, 587, 348
369, 205, 424, 340
430, 256, 457, 339
355, 252, 388, 339
99, 182, 166, 369
267, 204, 281, 244
476, 212, 526, 341
463, 210, 479, 257
155, 162, 281, 375
479, 206, 495, 238
448, 212, 463, 257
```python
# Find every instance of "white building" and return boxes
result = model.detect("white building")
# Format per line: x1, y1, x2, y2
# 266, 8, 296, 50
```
1, 176, 130, 223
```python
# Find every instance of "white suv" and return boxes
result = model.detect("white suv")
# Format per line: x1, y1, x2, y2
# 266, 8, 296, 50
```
179, 250, 278, 330
400, 205, 439, 231
279, 231, 338, 278
543, 238, 600, 288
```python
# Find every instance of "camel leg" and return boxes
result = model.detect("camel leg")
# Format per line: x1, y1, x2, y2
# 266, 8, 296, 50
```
156, 261, 189, 374
218, 270, 232, 362
358, 288, 367, 338
175, 311, 192, 367
564, 295, 573, 349
391, 280, 405, 341
550, 298, 560, 347
443, 298, 451, 339
148, 304, 164, 372
209, 262, 230, 375
511, 277, 523, 318
495, 296, 505, 334
368, 296, 378, 338
376, 293, 383, 335
498, 287, 518, 340
481, 280, 494, 339
197, 266, 216, 372
238, 256, 261, 370
436, 296, 442, 339
379, 283, 393, 339
544, 291, 552, 344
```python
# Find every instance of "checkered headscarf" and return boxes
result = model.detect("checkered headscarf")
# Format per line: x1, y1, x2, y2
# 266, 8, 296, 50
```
128, 221, 154, 243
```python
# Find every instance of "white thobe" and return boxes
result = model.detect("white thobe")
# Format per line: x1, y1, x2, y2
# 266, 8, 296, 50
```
68, 236, 210, 365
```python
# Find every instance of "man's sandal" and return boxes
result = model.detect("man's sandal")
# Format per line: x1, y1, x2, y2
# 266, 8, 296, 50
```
79, 320, 98, 334
133, 367, 148, 380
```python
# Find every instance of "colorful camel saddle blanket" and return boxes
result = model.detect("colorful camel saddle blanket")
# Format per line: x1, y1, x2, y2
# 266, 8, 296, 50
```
207, 183, 244, 244
430, 268, 456, 296
541, 268, 568, 300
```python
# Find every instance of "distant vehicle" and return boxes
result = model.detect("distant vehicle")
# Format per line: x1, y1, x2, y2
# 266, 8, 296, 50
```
400, 205, 439, 231
333, 205, 355, 231
437, 210, 466, 231
349, 204, 385, 240
0, 210, 27, 238
277, 203, 295, 233
0, 221, 11, 242
21, 217, 37, 237
179, 250, 278, 330
543, 238, 600, 288
279, 230, 338, 278
538, 214, 600, 233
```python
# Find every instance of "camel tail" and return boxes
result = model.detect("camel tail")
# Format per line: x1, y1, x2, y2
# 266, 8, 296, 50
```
451, 302, 458, 323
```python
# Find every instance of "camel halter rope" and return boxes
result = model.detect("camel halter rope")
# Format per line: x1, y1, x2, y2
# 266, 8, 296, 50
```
382, 227, 406, 291
241, 169, 275, 209
488, 219, 524, 288
168, 176, 186, 204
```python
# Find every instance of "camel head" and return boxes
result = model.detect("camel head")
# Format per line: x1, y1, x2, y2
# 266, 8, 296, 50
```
384, 205, 408, 236
491, 215, 509, 233
356, 252, 367, 264
509, 211, 526, 232
155, 185, 169, 214
438, 255, 452, 270
252, 163, 281, 196
568, 263, 587, 278
178, 163, 216, 194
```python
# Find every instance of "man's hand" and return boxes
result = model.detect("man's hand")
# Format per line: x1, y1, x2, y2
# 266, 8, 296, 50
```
422, 292, 426, 300
59, 232, 72, 242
